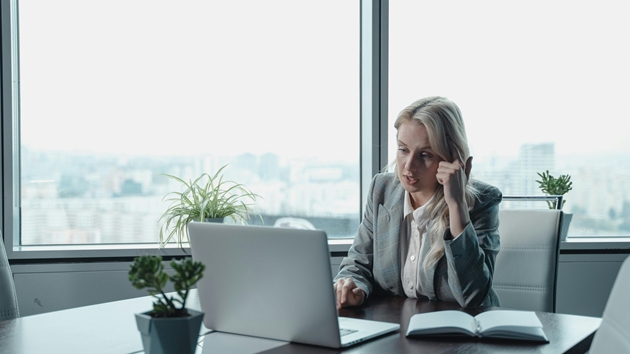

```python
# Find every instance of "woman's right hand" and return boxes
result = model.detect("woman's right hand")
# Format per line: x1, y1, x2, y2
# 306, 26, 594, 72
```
334, 277, 365, 309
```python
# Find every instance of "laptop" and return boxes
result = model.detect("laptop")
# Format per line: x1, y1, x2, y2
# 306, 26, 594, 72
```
188, 222, 400, 348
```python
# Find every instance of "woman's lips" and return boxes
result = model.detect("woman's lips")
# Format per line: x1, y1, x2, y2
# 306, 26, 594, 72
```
404, 175, 418, 185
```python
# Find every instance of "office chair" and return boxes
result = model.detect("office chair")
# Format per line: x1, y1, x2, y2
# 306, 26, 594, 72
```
589, 255, 630, 354
493, 208, 563, 312
1, 233, 20, 321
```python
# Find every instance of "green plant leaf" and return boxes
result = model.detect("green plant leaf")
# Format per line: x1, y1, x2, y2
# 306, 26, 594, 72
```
157, 164, 262, 248
536, 170, 573, 209
129, 255, 205, 317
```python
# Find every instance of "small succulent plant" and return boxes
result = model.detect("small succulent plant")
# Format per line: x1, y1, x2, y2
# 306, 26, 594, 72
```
536, 170, 573, 209
129, 255, 205, 317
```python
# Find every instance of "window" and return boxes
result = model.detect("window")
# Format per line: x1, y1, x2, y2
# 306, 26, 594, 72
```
5, 0, 360, 247
7, 0, 627, 258
389, 0, 630, 237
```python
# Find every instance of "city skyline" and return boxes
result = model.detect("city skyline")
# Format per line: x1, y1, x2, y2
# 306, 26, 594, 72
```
18, 141, 630, 246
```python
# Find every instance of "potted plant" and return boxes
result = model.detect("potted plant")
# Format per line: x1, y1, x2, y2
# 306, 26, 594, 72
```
536, 170, 573, 240
129, 255, 205, 354
158, 164, 261, 248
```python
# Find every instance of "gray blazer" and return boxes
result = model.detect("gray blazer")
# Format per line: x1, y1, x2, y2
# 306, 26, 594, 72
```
334, 173, 502, 308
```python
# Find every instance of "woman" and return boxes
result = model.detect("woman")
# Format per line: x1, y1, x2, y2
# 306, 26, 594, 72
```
334, 96, 502, 309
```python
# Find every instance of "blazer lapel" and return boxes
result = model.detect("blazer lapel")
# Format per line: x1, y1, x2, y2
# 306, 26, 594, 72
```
375, 183, 405, 295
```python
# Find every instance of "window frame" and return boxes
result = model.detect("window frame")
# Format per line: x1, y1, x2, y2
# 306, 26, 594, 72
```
1, 0, 388, 261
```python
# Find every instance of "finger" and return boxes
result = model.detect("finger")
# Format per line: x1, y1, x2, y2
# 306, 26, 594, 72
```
340, 280, 352, 306
437, 162, 458, 177
437, 163, 466, 182
435, 171, 445, 185
352, 287, 365, 302
335, 279, 344, 308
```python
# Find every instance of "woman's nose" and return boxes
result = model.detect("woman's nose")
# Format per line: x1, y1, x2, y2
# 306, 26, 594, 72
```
405, 156, 416, 171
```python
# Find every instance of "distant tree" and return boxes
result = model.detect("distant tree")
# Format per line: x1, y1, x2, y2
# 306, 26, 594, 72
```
609, 208, 617, 220
619, 202, 630, 231
571, 205, 587, 216
58, 175, 89, 198
120, 179, 142, 196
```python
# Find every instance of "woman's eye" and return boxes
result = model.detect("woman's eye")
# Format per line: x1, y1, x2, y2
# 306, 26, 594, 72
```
421, 153, 432, 159
398, 148, 407, 153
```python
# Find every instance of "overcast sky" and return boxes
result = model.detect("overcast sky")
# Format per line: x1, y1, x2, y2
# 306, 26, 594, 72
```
17, 0, 630, 165
388, 0, 630, 162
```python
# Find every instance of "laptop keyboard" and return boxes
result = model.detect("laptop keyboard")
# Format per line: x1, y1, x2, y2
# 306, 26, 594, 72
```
340, 328, 359, 337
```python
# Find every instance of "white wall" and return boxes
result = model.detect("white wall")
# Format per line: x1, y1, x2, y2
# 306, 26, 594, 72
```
556, 253, 629, 317
13, 261, 158, 316
12, 258, 342, 317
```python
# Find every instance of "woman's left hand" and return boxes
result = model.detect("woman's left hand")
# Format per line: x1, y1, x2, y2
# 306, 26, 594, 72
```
436, 149, 472, 237
437, 150, 472, 207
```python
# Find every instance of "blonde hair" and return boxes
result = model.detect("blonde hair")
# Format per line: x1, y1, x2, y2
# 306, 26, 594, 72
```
388, 96, 478, 273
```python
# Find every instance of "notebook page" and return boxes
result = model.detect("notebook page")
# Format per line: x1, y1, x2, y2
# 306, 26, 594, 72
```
407, 311, 476, 336
475, 310, 543, 333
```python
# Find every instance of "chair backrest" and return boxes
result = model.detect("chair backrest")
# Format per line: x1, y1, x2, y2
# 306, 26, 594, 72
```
589, 255, 630, 354
1, 235, 20, 321
493, 209, 562, 312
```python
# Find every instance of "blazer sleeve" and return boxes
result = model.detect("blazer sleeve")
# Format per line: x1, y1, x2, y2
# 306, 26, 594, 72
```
441, 184, 502, 308
333, 176, 377, 298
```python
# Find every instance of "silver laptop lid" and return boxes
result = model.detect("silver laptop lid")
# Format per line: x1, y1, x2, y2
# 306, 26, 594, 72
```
188, 222, 342, 348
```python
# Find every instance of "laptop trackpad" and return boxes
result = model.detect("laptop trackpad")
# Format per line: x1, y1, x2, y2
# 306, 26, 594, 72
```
339, 317, 400, 346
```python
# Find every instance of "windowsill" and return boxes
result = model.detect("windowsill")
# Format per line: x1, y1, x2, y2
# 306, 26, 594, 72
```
9, 238, 357, 261
561, 237, 630, 251
332, 237, 630, 252
9, 237, 630, 262
8, 243, 191, 261
327, 238, 354, 253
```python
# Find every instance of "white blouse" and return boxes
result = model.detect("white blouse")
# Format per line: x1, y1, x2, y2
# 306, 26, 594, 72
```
401, 191, 433, 298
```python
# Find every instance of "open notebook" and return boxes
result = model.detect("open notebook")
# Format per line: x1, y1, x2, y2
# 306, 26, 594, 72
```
406, 310, 548, 342
188, 222, 400, 348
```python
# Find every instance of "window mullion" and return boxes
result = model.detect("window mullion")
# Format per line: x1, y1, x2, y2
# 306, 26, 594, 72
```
360, 0, 388, 217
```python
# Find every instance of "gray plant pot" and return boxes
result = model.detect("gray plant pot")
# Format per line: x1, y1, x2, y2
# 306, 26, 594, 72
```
203, 217, 225, 223
135, 309, 204, 354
